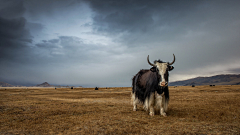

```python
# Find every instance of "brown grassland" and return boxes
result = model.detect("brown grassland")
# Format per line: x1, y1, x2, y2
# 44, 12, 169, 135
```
0, 85, 240, 134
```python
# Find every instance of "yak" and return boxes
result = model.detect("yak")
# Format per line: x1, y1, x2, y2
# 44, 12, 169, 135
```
131, 54, 175, 116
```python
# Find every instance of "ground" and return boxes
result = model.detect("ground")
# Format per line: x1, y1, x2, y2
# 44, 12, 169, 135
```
0, 85, 240, 134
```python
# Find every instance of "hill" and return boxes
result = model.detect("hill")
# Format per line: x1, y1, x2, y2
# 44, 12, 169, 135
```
35, 82, 55, 87
169, 74, 240, 86
0, 82, 15, 87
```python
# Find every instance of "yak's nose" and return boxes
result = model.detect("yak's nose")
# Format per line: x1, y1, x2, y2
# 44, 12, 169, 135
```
160, 82, 168, 86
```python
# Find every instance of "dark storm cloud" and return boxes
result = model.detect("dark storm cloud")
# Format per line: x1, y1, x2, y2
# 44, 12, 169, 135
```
35, 36, 86, 59
0, 0, 33, 64
36, 38, 61, 49
0, 17, 33, 62
0, 0, 25, 19
36, 41, 58, 48
59, 36, 83, 46
88, 0, 240, 46
48, 39, 59, 44
88, 0, 240, 64
23, 0, 85, 20
25, 22, 44, 35
34, 35, 125, 63
88, 1, 200, 34
0, 0, 39, 86
0, 17, 32, 45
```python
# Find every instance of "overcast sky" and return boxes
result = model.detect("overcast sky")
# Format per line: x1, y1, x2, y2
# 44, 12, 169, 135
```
0, 0, 240, 87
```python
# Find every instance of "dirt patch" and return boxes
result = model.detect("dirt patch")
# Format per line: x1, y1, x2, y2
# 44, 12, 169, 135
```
0, 86, 240, 134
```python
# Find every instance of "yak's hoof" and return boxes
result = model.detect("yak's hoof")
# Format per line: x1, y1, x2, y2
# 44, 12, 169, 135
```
149, 112, 154, 116
161, 113, 167, 117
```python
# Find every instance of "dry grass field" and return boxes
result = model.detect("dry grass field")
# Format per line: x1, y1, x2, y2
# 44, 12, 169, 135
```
0, 85, 240, 134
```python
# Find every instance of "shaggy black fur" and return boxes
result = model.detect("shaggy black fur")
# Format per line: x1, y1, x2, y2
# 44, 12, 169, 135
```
132, 69, 169, 103
154, 59, 164, 64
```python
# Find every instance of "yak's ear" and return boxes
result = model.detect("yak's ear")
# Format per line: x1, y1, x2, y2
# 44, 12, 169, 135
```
168, 66, 174, 71
150, 67, 157, 72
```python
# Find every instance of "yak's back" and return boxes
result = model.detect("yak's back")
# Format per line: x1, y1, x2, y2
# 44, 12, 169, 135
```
132, 69, 150, 88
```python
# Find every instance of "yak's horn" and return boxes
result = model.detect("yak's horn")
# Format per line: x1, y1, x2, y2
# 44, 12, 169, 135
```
168, 54, 175, 65
147, 55, 155, 67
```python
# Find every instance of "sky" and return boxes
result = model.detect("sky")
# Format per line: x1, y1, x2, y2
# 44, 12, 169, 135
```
0, 0, 240, 87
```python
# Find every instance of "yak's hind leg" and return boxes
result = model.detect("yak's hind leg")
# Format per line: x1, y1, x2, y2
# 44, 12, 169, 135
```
155, 92, 167, 117
131, 92, 138, 111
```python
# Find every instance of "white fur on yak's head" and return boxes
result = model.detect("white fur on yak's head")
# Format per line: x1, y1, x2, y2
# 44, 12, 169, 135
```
147, 54, 175, 87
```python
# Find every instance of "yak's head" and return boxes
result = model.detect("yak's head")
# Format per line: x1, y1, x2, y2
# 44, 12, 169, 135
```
147, 54, 175, 87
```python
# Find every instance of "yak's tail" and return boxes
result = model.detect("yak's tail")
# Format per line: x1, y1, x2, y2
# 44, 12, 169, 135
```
131, 74, 140, 105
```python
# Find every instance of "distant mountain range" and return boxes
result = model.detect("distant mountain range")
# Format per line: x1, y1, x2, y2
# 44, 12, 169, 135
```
1, 74, 240, 87
0, 82, 55, 87
169, 74, 240, 86
0, 81, 76, 88
0, 82, 15, 87
35, 82, 55, 87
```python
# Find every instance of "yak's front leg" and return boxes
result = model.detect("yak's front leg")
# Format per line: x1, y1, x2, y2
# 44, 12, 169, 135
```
155, 92, 167, 117
160, 107, 167, 117
148, 93, 155, 116
160, 92, 167, 117
133, 103, 137, 111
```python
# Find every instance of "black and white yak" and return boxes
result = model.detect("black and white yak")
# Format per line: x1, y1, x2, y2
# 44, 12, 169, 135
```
131, 54, 175, 116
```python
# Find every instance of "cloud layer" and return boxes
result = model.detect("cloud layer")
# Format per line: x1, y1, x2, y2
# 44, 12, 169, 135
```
0, 0, 240, 87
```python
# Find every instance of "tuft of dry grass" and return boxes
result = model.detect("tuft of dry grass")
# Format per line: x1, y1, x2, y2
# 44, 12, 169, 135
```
0, 86, 240, 134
